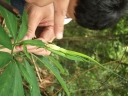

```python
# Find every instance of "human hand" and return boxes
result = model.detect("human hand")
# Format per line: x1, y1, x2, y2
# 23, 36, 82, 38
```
17, 0, 70, 55
16, 3, 55, 55
25, 0, 54, 7
25, 0, 70, 39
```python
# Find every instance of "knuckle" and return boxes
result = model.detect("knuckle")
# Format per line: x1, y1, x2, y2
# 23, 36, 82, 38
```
27, 29, 35, 37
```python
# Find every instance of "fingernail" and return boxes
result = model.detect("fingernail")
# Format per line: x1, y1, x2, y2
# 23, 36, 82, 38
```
56, 33, 63, 39
23, 35, 29, 40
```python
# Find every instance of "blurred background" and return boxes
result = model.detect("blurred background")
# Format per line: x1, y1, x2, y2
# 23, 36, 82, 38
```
49, 16, 128, 96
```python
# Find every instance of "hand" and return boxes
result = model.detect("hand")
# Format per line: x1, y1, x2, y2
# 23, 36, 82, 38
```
16, 3, 55, 55
25, 0, 70, 39
25, 0, 54, 7
54, 0, 70, 39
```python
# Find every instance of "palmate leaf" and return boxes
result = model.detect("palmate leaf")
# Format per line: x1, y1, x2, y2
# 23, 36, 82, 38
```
0, 62, 24, 96
0, 0, 18, 41
24, 59, 41, 96
0, 25, 12, 50
33, 55, 70, 96
0, 51, 12, 68
17, 9, 28, 41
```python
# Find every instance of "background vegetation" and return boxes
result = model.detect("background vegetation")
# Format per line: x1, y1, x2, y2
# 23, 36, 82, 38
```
53, 17, 128, 96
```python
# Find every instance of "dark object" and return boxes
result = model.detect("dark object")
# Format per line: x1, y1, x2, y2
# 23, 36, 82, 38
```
35, 27, 45, 38
11, 0, 25, 15
75, 0, 128, 30
0, 0, 20, 17
0, 15, 4, 25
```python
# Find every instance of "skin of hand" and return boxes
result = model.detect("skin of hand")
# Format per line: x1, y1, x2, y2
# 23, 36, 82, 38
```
24, 0, 70, 39
25, 0, 54, 7
16, 0, 70, 56
16, 3, 55, 55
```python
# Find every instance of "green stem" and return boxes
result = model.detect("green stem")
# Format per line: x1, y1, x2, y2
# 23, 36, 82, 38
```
11, 45, 15, 55
11, 42, 20, 55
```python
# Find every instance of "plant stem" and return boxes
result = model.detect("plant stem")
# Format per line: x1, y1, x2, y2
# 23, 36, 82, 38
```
0, 0, 20, 17
31, 54, 42, 83
11, 45, 15, 55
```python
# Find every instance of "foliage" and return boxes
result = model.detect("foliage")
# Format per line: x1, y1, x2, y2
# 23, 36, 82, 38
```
0, 0, 119, 96
53, 16, 128, 95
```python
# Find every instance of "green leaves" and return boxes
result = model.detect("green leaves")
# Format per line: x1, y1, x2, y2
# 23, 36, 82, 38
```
0, 59, 41, 96
17, 9, 28, 41
23, 45, 31, 59
17, 61, 31, 83
46, 44, 99, 63
0, 62, 14, 96
0, 25, 12, 49
0, 62, 24, 96
47, 56, 66, 74
33, 55, 70, 96
24, 59, 41, 96
0, 51, 12, 68
21, 40, 45, 47
10, 62, 24, 96
0, 1, 18, 41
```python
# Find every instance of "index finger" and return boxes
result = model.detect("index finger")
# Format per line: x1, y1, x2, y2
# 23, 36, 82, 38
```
54, 0, 69, 39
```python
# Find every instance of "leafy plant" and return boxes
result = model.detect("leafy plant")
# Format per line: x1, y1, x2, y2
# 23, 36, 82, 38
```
0, 0, 127, 96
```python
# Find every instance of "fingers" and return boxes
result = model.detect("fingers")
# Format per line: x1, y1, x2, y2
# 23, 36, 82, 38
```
16, 45, 51, 56
26, 26, 55, 55
15, 26, 55, 56
39, 26, 55, 42
54, 0, 69, 39
23, 4, 44, 40
27, 48, 51, 56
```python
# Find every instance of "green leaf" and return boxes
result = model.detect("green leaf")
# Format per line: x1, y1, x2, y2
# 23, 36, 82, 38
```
17, 9, 28, 41
0, 62, 24, 96
10, 62, 24, 96
46, 44, 128, 82
47, 48, 84, 61
23, 45, 31, 59
65, 54, 85, 61
0, 51, 12, 68
21, 40, 45, 47
0, 62, 15, 96
16, 61, 31, 83
47, 56, 66, 74
46, 44, 100, 65
0, 25, 12, 50
24, 59, 41, 96
0, 2, 18, 41
33, 55, 70, 96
